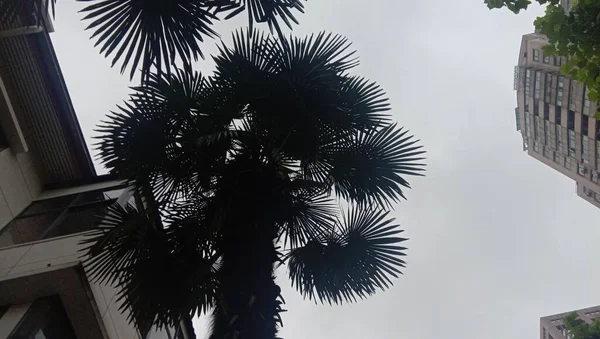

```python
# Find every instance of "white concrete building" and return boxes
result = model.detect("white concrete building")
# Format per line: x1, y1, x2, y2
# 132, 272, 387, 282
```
0, 7, 196, 339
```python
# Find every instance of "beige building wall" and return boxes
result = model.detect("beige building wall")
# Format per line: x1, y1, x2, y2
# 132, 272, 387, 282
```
540, 305, 600, 339
0, 147, 42, 229
515, 33, 600, 209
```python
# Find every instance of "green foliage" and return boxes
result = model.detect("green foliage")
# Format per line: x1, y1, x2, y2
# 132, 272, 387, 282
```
534, 0, 600, 117
485, 0, 600, 118
563, 312, 600, 339
483, 0, 558, 14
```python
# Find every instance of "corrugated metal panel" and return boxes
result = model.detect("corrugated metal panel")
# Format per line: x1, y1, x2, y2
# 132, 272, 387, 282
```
0, 33, 90, 184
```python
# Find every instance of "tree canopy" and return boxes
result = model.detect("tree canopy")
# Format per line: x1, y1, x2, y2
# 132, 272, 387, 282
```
485, 0, 600, 117
563, 312, 600, 339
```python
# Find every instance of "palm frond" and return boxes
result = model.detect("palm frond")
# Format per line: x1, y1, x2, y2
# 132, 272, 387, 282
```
212, 0, 304, 38
95, 70, 238, 202
287, 208, 407, 305
116, 241, 219, 331
276, 188, 337, 249
81, 203, 219, 330
282, 32, 358, 80
79, 0, 218, 80
80, 203, 162, 285
329, 123, 426, 207
339, 76, 391, 130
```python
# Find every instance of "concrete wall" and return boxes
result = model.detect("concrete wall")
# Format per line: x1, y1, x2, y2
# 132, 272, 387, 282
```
0, 147, 41, 230
0, 233, 154, 339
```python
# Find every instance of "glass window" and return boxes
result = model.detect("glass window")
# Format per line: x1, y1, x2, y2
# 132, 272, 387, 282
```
597, 140, 600, 170
525, 69, 532, 97
583, 135, 590, 164
557, 126, 566, 154
0, 186, 125, 247
583, 86, 591, 116
557, 76, 564, 107
567, 110, 575, 130
569, 80, 578, 111
546, 120, 557, 149
568, 130, 576, 156
8, 297, 77, 339
543, 55, 551, 63
535, 116, 545, 143
533, 49, 540, 61
578, 163, 588, 176
545, 74, 552, 103
566, 156, 574, 170
534, 71, 541, 99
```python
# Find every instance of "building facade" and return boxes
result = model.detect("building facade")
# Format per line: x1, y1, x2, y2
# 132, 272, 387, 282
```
0, 7, 195, 339
515, 32, 600, 209
540, 305, 600, 339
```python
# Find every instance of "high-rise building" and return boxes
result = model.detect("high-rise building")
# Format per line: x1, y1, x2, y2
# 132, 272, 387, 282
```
0, 6, 195, 339
515, 32, 600, 209
540, 305, 600, 339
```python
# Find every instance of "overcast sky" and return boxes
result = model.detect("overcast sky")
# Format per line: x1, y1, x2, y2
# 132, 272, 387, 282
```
49, 1, 600, 339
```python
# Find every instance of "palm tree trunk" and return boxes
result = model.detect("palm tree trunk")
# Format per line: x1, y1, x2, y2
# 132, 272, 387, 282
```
209, 227, 282, 339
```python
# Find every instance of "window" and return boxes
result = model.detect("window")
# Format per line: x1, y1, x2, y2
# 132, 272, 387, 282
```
557, 126, 566, 154
555, 153, 565, 166
582, 115, 589, 136
543, 146, 552, 158
546, 120, 557, 149
554, 56, 561, 66
525, 69, 532, 97
525, 114, 532, 138
534, 141, 541, 153
583, 86, 591, 116
534, 71, 541, 99
544, 103, 550, 120
0, 187, 124, 247
568, 130, 576, 156
556, 76, 564, 106
545, 74, 553, 102
597, 141, 600, 170
567, 110, 575, 130
544, 55, 551, 63
579, 163, 588, 176
583, 135, 590, 164
535, 116, 545, 143
533, 49, 540, 61
556, 106, 562, 125
566, 156, 574, 170
8, 297, 77, 339
569, 80, 578, 111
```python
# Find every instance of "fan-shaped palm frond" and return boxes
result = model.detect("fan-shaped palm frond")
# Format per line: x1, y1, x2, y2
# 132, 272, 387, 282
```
81, 203, 219, 330
275, 187, 337, 248
288, 208, 407, 305
79, 0, 218, 80
116, 243, 218, 331
213, 0, 304, 37
328, 123, 426, 207
96, 70, 237, 202
81, 203, 160, 285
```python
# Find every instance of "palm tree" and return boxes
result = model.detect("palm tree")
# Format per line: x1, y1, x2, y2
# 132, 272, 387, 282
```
0, 0, 305, 80
83, 30, 425, 339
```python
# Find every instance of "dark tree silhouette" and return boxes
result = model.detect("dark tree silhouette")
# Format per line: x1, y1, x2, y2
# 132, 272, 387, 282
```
0, 0, 305, 80
83, 30, 425, 338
